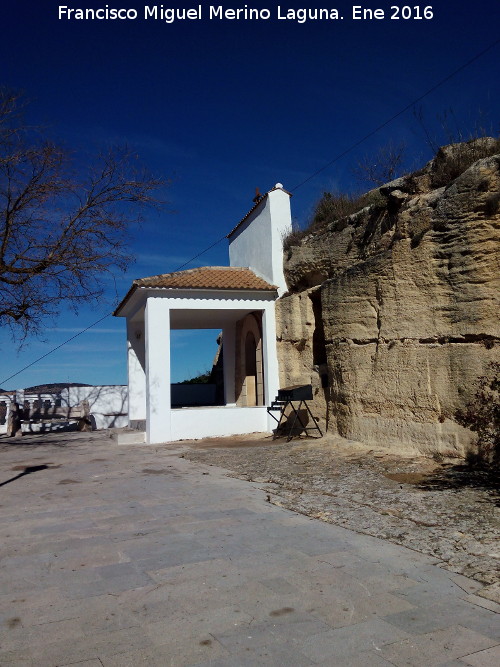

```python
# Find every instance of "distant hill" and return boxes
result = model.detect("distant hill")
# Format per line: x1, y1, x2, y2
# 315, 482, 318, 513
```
24, 383, 92, 393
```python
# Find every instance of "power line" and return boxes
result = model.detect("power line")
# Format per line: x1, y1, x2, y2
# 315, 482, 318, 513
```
173, 234, 227, 271
0, 240, 229, 387
0, 313, 111, 387
291, 37, 500, 191
2, 37, 499, 387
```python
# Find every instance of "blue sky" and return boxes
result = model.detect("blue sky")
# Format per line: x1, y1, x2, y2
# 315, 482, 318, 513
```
1, 1, 499, 388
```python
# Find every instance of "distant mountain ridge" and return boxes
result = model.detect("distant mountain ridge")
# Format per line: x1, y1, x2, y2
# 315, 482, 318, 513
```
0, 383, 92, 394
24, 383, 92, 393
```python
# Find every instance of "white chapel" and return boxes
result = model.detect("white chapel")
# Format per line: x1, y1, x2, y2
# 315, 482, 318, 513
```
114, 184, 292, 444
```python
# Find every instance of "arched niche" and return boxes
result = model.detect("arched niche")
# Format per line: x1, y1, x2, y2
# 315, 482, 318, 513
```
236, 313, 264, 406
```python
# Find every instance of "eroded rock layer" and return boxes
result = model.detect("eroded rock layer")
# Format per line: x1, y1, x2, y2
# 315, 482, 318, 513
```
277, 148, 500, 454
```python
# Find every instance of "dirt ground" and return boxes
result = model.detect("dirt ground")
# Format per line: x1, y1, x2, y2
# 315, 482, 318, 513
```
182, 432, 499, 603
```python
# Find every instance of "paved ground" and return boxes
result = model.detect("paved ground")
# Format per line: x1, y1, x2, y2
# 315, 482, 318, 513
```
0, 431, 499, 666
183, 434, 500, 596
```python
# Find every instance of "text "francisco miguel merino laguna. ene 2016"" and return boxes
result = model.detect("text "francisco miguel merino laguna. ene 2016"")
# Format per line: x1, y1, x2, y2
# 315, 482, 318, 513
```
57, 5, 355, 23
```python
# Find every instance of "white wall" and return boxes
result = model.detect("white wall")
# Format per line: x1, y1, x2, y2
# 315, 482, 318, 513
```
135, 292, 280, 444
0, 385, 129, 433
145, 297, 171, 444
67, 386, 128, 429
171, 405, 270, 441
127, 318, 146, 423
262, 306, 280, 406
222, 322, 236, 404
229, 185, 292, 296
0, 394, 12, 433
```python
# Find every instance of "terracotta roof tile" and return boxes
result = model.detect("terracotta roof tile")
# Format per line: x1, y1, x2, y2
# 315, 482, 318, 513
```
135, 266, 276, 291
114, 267, 277, 315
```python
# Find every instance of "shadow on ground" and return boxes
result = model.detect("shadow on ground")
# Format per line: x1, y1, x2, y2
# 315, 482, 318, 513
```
0, 464, 50, 487
0, 430, 107, 451
416, 464, 500, 506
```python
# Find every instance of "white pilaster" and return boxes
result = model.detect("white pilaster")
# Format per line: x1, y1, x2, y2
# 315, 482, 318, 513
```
222, 323, 236, 405
145, 298, 171, 444
126, 319, 146, 425
268, 185, 292, 296
261, 303, 279, 414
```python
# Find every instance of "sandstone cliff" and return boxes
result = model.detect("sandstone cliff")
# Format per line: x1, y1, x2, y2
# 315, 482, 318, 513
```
277, 142, 500, 455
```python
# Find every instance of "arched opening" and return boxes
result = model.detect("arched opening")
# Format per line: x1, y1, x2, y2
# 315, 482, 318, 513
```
235, 312, 264, 407
245, 331, 258, 406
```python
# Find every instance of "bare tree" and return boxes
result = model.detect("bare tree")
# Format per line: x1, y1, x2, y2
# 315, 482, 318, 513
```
353, 141, 407, 187
0, 90, 165, 338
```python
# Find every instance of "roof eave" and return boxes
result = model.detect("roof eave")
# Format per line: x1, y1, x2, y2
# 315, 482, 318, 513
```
113, 283, 138, 317
114, 283, 278, 317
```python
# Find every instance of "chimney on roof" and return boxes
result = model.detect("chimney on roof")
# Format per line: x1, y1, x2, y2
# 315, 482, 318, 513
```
252, 187, 263, 204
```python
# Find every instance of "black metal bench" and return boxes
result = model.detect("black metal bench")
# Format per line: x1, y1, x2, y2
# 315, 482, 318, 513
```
267, 384, 323, 441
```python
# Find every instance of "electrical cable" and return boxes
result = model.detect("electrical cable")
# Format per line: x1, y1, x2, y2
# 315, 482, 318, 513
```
2, 37, 499, 387
290, 37, 500, 191
0, 240, 229, 386
0, 313, 111, 386
173, 234, 227, 271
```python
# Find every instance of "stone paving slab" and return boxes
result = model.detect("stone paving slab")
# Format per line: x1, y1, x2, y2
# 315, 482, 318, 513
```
0, 431, 498, 666
183, 434, 500, 591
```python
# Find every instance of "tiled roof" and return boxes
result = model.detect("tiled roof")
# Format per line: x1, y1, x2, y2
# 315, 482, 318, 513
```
114, 267, 276, 315
135, 266, 276, 290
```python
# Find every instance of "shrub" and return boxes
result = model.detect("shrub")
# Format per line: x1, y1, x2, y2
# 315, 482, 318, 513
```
180, 371, 211, 384
282, 191, 381, 250
282, 223, 307, 252
456, 362, 499, 468
430, 137, 500, 188
353, 141, 408, 187
310, 192, 365, 232
282, 131, 500, 252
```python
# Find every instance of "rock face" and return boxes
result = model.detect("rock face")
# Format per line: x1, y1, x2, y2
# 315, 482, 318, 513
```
277, 146, 500, 455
